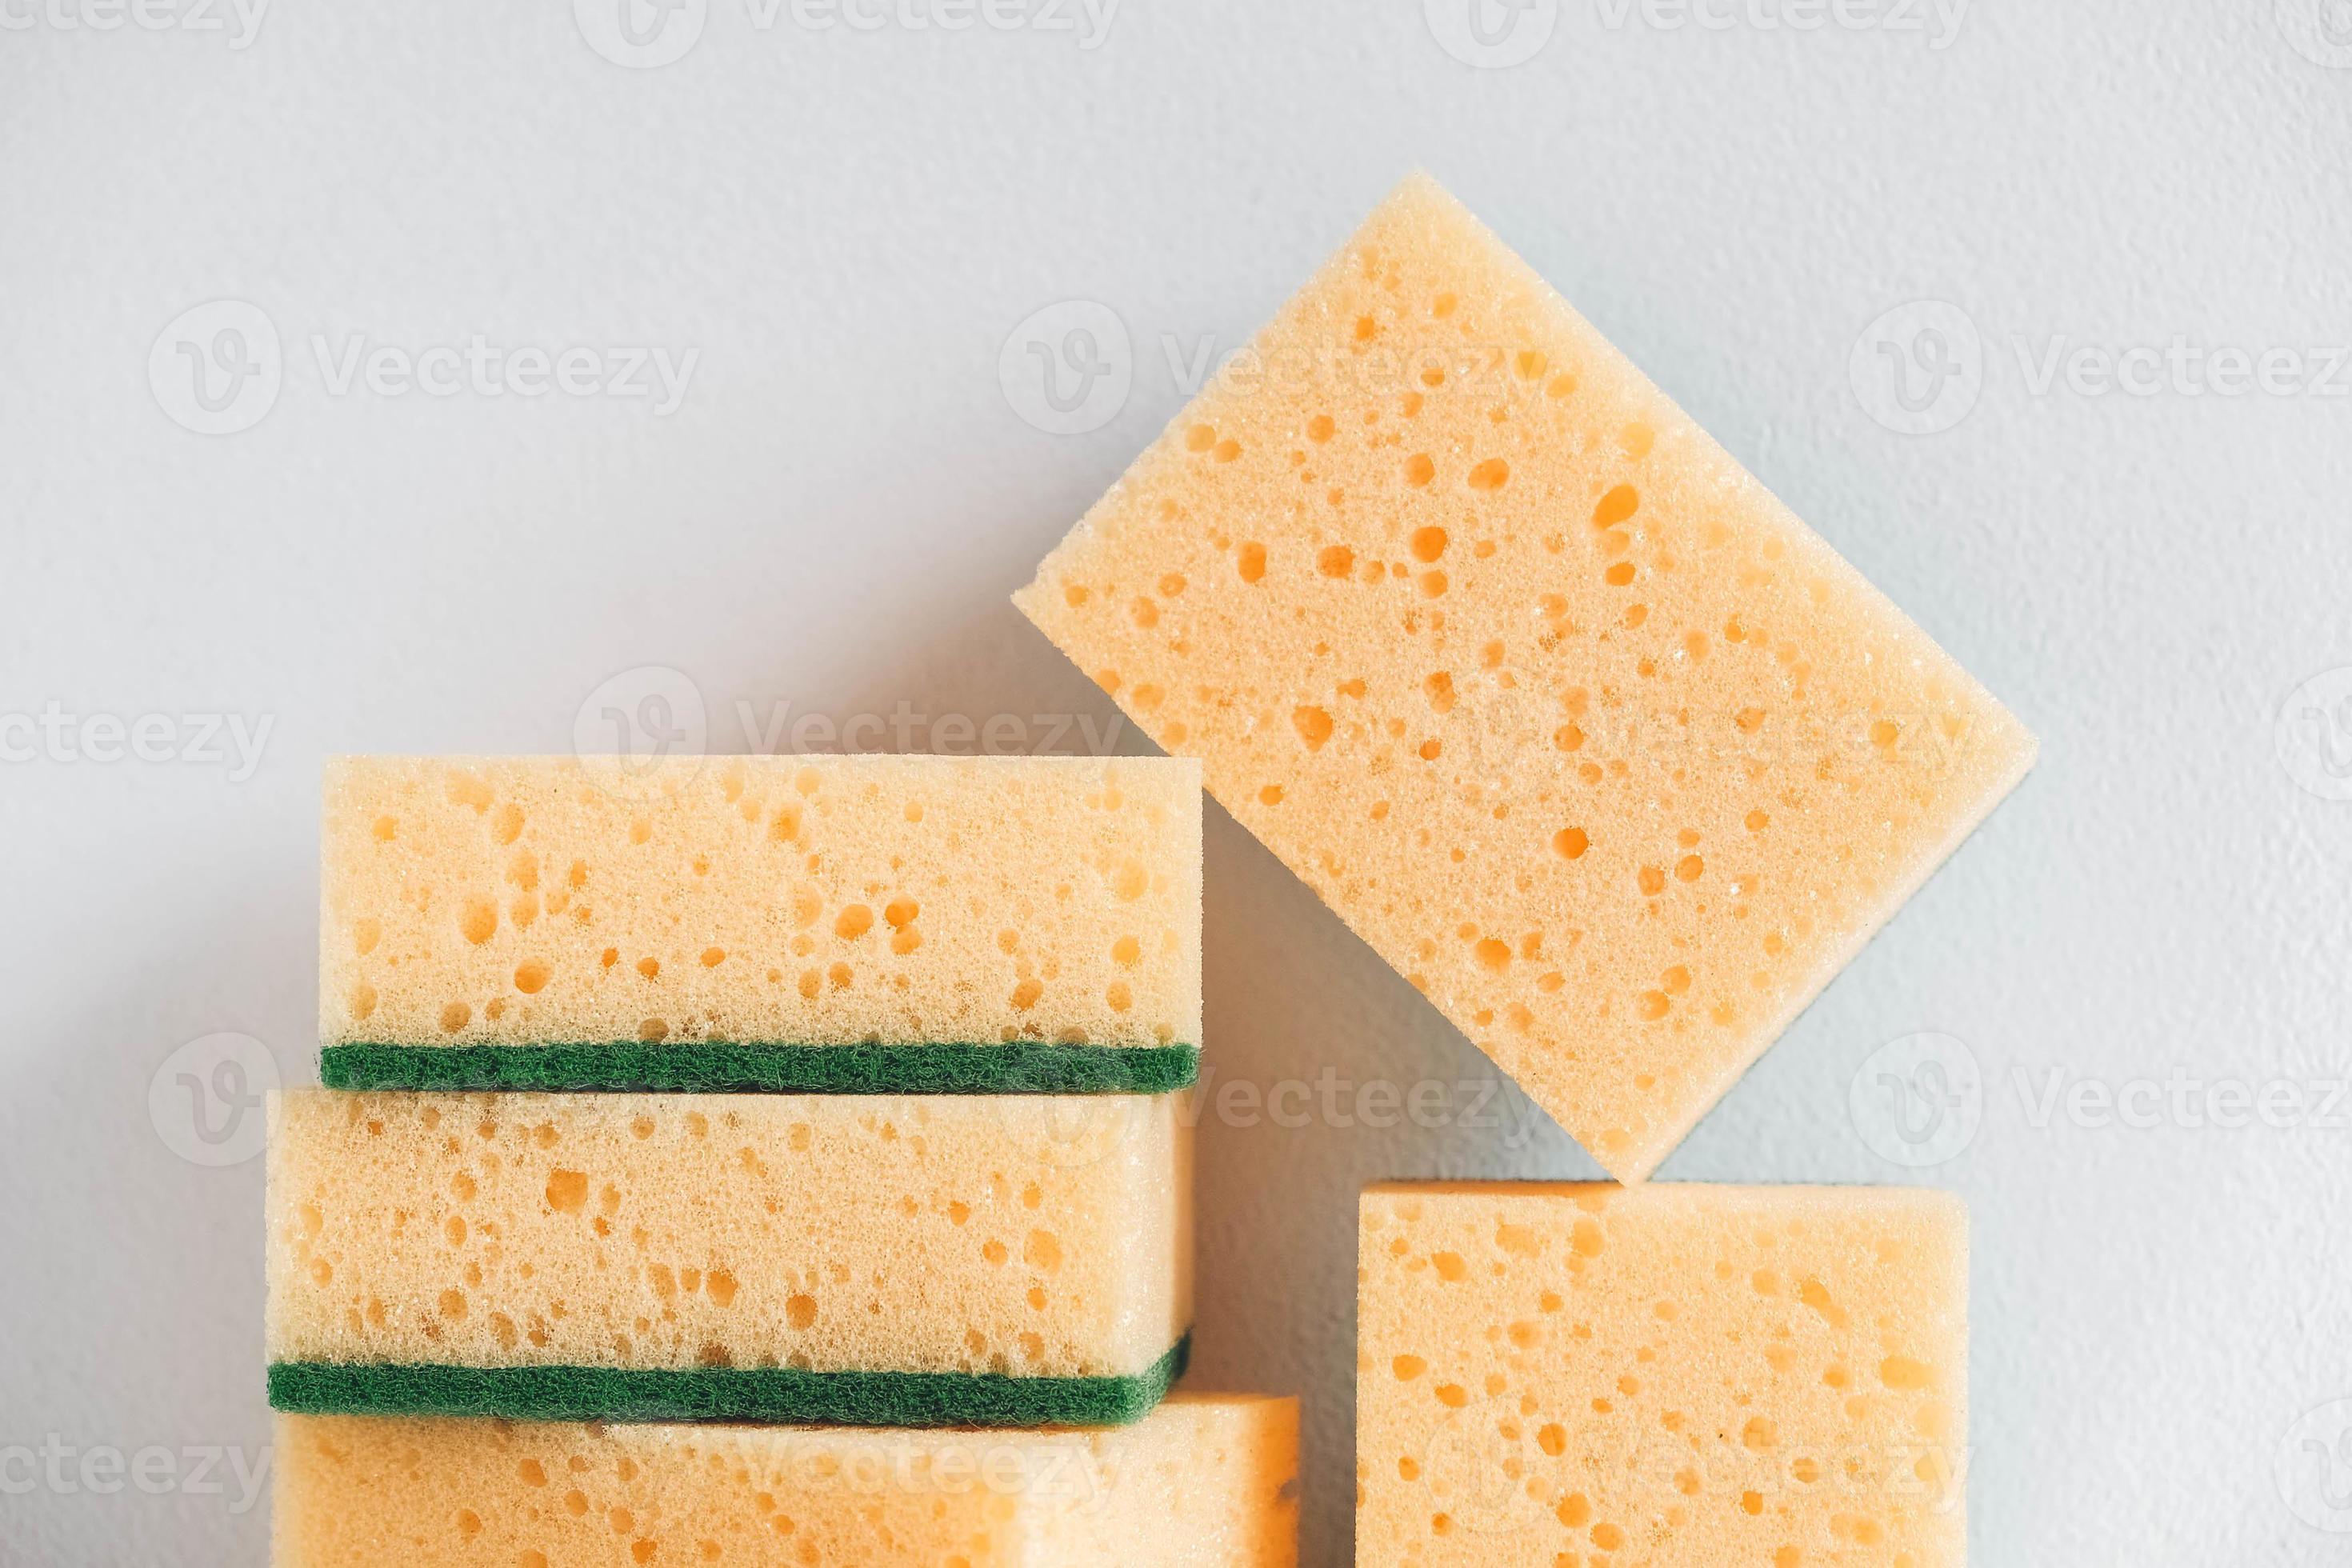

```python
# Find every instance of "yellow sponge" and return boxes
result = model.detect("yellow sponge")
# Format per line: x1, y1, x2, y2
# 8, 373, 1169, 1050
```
266, 1089, 1190, 1426
320, 754, 1202, 1094
273, 1394, 1298, 1566
1015, 175, 2034, 1180
1357, 1182, 1966, 1566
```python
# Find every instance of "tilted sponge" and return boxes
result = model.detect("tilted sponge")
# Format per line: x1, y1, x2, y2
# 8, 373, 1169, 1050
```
266, 1089, 1190, 1426
1357, 1182, 1966, 1566
1015, 175, 2034, 1179
274, 1396, 1298, 1566
321, 754, 1201, 1093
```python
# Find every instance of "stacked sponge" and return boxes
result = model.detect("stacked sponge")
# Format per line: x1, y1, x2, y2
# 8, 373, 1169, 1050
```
266, 754, 1299, 1564
318, 754, 1202, 1093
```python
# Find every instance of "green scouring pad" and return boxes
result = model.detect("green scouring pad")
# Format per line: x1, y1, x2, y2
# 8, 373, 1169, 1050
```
318, 1039, 1198, 1094
268, 1335, 1190, 1427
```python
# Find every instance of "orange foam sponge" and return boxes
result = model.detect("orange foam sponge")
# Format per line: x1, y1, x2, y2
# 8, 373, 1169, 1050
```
320, 754, 1201, 1094
1358, 1182, 1966, 1565
274, 1394, 1298, 1565
1018, 174, 2033, 1179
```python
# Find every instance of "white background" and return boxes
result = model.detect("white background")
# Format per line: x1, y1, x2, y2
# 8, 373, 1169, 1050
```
5, 1, 2352, 1562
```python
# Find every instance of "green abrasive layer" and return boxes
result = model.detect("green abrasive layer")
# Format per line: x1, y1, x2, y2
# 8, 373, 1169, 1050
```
269, 1334, 1190, 1428
319, 1041, 1199, 1095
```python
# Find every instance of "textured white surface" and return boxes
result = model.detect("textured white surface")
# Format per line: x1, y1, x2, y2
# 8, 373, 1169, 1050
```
2, 3, 2350, 1562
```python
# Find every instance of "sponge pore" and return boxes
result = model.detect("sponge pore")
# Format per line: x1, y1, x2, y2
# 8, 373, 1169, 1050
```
1014, 175, 2034, 1180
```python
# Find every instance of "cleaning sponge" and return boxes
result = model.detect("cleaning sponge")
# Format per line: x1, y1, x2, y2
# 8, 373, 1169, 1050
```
1014, 175, 2034, 1180
320, 754, 1202, 1094
1357, 1182, 1966, 1566
266, 1088, 1191, 1426
274, 1395, 1298, 1566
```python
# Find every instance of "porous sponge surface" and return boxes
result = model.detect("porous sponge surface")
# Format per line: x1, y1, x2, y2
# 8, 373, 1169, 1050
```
266, 1090, 1190, 1384
1357, 1183, 1966, 1566
272, 1394, 1299, 1566
322, 754, 1202, 1056
1015, 175, 2034, 1181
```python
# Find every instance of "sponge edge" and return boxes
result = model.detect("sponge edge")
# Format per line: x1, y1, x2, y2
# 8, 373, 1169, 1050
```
1356, 1182, 1966, 1566
1014, 174, 2034, 1181
321, 754, 1202, 1065
266, 1090, 1191, 1390
273, 1395, 1301, 1566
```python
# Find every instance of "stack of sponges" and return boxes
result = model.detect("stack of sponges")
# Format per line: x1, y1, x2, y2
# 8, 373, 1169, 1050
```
266, 754, 1300, 1565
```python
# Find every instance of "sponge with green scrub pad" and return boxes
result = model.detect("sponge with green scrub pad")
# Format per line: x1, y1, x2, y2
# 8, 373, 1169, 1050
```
319, 754, 1201, 1094
266, 1088, 1191, 1426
